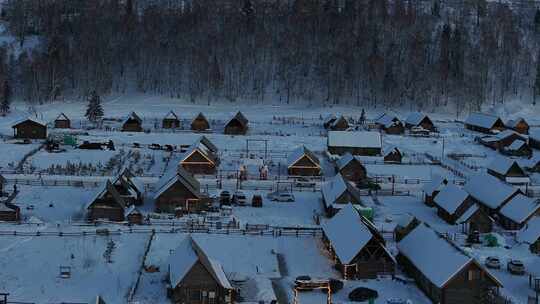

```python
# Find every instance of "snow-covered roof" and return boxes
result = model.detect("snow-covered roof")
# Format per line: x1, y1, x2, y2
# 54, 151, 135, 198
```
322, 204, 374, 264
12, 117, 47, 128
226, 111, 248, 128
464, 173, 520, 209
506, 117, 527, 129
383, 146, 401, 157
324, 114, 337, 125
517, 216, 540, 244
327, 131, 382, 149
181, 141, 218, 165
499, 194, 540, 225
169, 237, 199, 287
287, 145, 320, 168
164, 110, 179, 120
198, 136, 218, 153
336, 153, 363, 171
321, 174, 361, 206
85, 180, 126, 210
395, 213, 416, 228
433, 184, 470, 215
421, 175, 448, 195
191, 237, 233, 289
375, 113, 402, 128
456, 204, 480, 224
405, 112, 429, 126
494, 129, 524, 141
154, 167, 201, 200
331, 115, 349, 128
507, 140, 527, 151
487, 155, 525, 176
464, 112, 503, 129
122, 112, 142, 125
55, 113, 69, 121
397, 223, 501, 288
0, 202, 16, 212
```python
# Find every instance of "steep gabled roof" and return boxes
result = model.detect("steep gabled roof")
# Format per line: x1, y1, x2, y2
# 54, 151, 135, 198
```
375, 113, 402, 128
465, 113, 503, 129
226, 111, 248, 128
85, 180, 126, 210
384, 146, 401, 158
397, 223, 502, 289
164, 110, 179, 120
405, 112, 431, 126
507, 140, 527, 151
433, 184, 470, 215
122, 112, 142, 125
199, 136, 218, 153
421, 175, 449, 196
154, 167, 201, 199
55, 113, 70, 121
487, 155, 526, 177
517, 216, 540, 244
464, 173, 520, 209
321, 173, 362, 206
506, 117, 528, 129
499, 194, 540, 225
12, 117, 47, 128
193, 112, 209, 123
287, 145, 320, 168
331, 115, 349, 128
456, 204, 482, 224
336, 153, 364, 171
322, 204, 375, 264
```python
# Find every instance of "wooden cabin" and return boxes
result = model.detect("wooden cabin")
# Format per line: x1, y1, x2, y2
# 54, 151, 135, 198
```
498, 194, 540, 230
335, 153, 367, 184
86, 181, 127, 222
517, 217, 540, 254
12, 118, 47, 139
464, 173, 522, 215
321, 173, 363, 217
464, 113, 505, 134
506, 117, 529, 135
486, 156, 529, 184
287, 145, 321, 176
397, 224, 503, 304
180, 137, 220, 175
168, 237, 234, 304
383, 147, 402, 164
325, 115, 349, 131
112, 168, 144, 205
54, 113, 71, 129
0, 192, 20, 222
322, 204, 395, 279
154, 167, 207, 213
456, 205, 493, 234
375, 113, 405, 135
125, 206, 143, 225
122, 112, 143, 132
421, 176, 449, 207
405, 112, 435, 132
224, 112, 248, 135
502, 139, 532, 157
394, 214, 421, 242
191, 113, 210, 131
478, 130, 527, 151
433, 184, 474, 224
162, 111, 181, 129
327, 131, 382, 156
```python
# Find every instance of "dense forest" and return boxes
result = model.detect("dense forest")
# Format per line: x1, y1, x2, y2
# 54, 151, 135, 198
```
1, 0, 540, 114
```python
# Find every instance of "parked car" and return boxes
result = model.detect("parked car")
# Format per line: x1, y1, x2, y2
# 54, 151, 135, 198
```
219, 191, 231, 205
232, 191, 247, 206
267, 191, 295, 202
485, 256, 501, 269
507, 260, 525, 275
295, 177, 316, 188
251, 194, 263, 208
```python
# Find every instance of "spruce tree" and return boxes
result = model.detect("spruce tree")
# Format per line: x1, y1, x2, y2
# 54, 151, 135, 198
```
85, 91, 104, 123
535, 9, 540, 33
0, 80, 11, 116
534, 51, 540, 105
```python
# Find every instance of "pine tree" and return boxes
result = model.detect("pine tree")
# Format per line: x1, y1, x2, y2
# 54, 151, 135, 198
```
85, 91, 104, 123
535, 9, 540, 33
534, 51, 540, 105
359, 109, 366, 125
0, 80, 11, 116
432, 0, 440, 18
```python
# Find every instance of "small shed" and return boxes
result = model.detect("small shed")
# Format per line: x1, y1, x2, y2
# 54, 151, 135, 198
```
498, 194, 540, 230
383, 147, 402, 163
393, 213, 421, 242
162, 111, 181, 129
486, 156, 529, 184
224, 111, 248, 135
464, 173, 522, 214
12, 118, 47, 139
397, 223, 502, 304
122, 112, 143, 132
169, 236, 234, 304
327, 131, 382, 156
321, 203, 395, 279
287, 145, 321, 176
191, 112, 210, 131
0, 192, 20, 222
375, 113, 404, 135
464, 113, 505, 134
405, 112, 435, 132
517, 216, 540, 254
456, 205, 493, 234
154, 167, 207, 213
321, 173, 363, 217
335, 153, 367, 184
54, 113, 71, 129
506, 117, 529, 134
433, 184, 474, 224
421, 176, 449, 206
86, 181, 127, 222
180, 137, 220, 175
325, 115, 349, 131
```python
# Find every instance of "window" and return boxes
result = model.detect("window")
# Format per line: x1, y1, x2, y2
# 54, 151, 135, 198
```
209, 292, 216, 304
189, 289, 201, 301
468, 270, 481, 281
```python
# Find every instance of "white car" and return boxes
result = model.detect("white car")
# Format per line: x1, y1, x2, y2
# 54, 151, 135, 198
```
270, 192, 295, 202
232, 191, 247, 206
